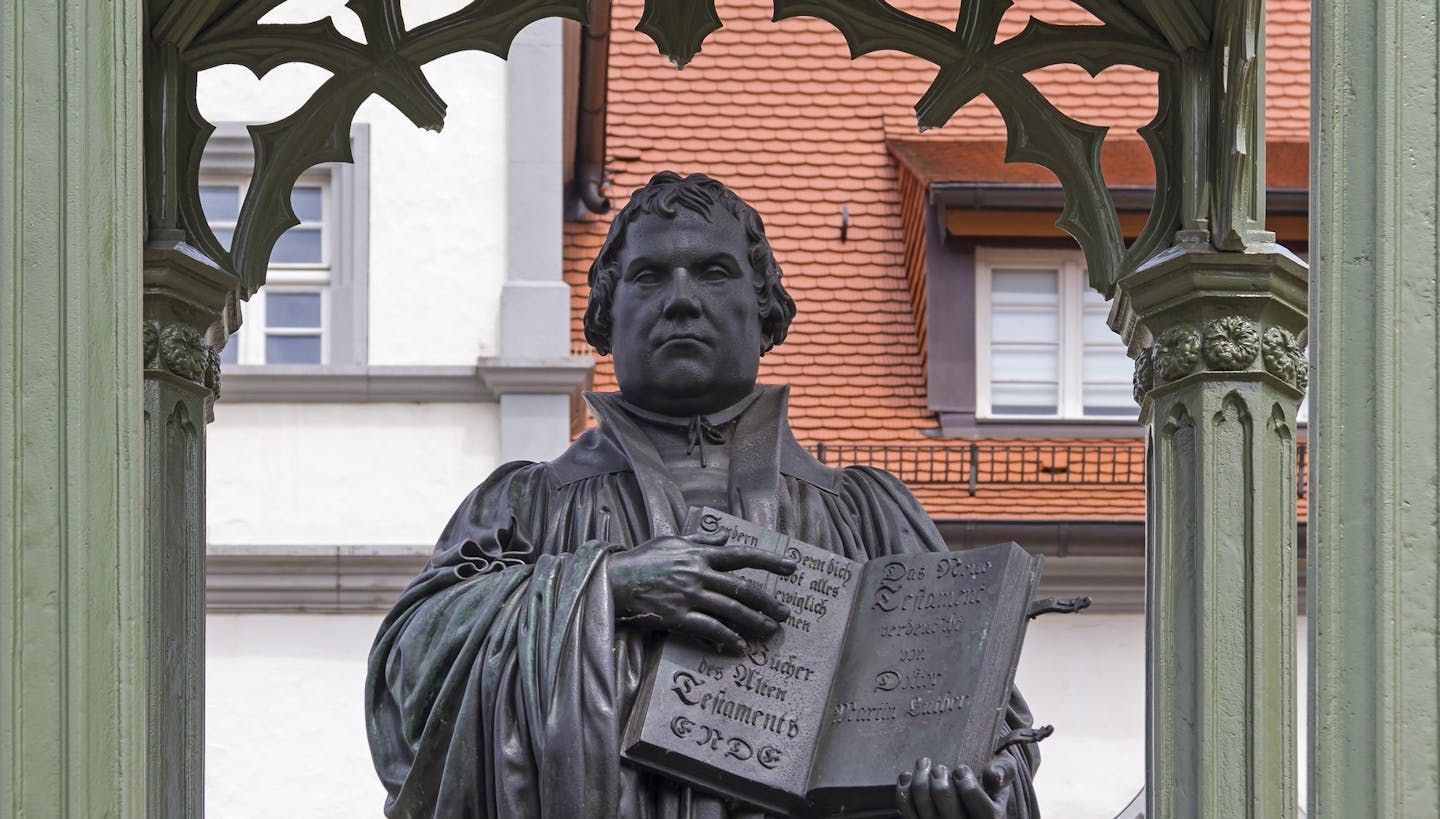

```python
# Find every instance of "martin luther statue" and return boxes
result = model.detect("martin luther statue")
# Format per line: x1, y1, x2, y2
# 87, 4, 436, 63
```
366, 172, 1042, 818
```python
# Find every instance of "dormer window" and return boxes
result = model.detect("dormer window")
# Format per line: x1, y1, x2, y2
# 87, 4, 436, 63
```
975, 248, 1136, 420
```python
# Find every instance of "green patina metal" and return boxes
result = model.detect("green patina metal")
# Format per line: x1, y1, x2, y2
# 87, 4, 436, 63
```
152, 0, 591, 301
1116, 246, 1306, 818
151, 1, 1258, 307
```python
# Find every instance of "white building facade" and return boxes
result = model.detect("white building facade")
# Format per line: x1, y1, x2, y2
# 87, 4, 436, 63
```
201, 3, 586, 815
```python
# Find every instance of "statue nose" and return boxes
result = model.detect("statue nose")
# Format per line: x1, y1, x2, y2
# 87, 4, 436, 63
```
662, 268, 703, 318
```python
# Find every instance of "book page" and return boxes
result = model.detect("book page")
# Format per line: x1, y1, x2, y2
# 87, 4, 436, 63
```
806, 543, 1038, 809
622, 509, 863, 813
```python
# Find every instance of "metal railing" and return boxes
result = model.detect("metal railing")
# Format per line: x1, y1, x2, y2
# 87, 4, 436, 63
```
810, 441, 1310, 498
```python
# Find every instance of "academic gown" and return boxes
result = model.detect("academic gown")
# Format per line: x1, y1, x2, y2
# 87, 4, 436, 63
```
366, 385, 1040, 818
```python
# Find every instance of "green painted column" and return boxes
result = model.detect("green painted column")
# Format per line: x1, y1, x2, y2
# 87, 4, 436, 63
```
141, 238, 229, 816
1309, 0, 1440, 815
1115, 248, 1307, 819
1108, 1, 1306, 813
139, 30, 238, 816
0, 0, 147, 816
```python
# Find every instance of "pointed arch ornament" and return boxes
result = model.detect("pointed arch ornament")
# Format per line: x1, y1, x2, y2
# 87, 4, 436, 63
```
153, 0, 592, 300
151, 0, 1261, 310
679, 0, 1188, 296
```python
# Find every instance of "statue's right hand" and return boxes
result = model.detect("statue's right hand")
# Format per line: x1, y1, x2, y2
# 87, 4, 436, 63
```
607, 530, 796, 653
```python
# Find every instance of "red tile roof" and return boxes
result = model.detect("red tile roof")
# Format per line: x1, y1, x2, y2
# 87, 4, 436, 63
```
564, 0, 1311, 522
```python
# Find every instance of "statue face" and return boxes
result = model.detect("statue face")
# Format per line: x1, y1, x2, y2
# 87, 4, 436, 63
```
609, 208, 765, 416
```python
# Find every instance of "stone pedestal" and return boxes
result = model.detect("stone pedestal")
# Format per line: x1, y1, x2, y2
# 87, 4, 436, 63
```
1113, 244, 1307, 818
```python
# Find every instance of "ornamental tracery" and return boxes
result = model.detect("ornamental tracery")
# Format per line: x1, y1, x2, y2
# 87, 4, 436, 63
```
151, 0, 1259, 327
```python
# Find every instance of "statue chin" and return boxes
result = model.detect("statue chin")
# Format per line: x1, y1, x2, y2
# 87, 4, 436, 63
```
620, 377, 756, 417
615, 355, 759, 417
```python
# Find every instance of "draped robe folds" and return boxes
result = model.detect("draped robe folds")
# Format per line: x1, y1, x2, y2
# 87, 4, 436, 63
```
366, 386, 1041, 818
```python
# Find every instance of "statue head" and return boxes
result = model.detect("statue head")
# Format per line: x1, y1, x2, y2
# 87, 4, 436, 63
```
584, 172, 797, 415
585, 172, 795, 355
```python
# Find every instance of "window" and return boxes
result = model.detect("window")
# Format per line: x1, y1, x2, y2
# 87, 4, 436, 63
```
976, 248, 1135, 419
202, 123, 369, 367
209, 181, 331, 364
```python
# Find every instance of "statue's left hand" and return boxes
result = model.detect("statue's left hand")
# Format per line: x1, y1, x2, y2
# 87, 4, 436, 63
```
895, 756, 1016, 819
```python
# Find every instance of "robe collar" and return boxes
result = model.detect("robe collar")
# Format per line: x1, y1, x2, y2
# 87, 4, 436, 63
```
546, 385, 841, 532
613, 389, 761, 431
614, 391, 760, 468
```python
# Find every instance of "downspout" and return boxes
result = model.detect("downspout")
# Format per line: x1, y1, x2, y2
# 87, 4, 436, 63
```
574, 0, 611, 213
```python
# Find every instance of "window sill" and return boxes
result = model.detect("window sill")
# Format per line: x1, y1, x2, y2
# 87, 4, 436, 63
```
936, 411, 1146, 439
219, 365, 494, 402
206, 544, 429, 612
219, 357, 592, 403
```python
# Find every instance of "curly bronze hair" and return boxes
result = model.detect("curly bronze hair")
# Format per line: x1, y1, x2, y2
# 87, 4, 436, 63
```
583, 171, 797, 356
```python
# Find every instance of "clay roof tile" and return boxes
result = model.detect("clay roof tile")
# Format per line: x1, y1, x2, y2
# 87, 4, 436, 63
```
563, 0, 1311, 522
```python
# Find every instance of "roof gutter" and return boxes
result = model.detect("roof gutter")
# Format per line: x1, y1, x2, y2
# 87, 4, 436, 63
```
929, 182, 1309, 215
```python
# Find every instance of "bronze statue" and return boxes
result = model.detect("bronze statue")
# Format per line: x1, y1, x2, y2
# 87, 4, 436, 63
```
366, 172, 1041, 818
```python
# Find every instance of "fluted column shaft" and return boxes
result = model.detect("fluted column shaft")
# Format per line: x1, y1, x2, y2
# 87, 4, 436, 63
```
1115, 246, 1308, 818
1, 1, 146, 814
1310, 0, 1440, 814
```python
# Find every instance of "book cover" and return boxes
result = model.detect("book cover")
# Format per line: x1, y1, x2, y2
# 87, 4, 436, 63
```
622, 508, 1042, 817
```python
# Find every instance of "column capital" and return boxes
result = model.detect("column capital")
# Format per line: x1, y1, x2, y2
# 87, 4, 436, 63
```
143, 238, 238, 412
1113, 245, 1310, 413
1120, 243, 1307, 819
143, 238, 236, 330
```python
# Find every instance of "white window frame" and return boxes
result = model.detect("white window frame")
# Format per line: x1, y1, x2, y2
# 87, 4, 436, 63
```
975, 246, 1134, 420
203, 122, 370, 370
227, 284, 333, 366
206, 173, 334, 365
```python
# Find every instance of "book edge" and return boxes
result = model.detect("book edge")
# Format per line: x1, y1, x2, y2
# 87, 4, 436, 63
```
962, 544, 1042, 770
804, 542, 1040, 816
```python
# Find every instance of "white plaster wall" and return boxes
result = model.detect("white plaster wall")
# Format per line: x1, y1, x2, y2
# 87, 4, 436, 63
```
206, 609, 1309, 818
210, 615, 1149, 819
1015, 614, 1146, 817
361, 47, 507, 364
1017, 613, 1311, 817
207, 613, 388, 818
195, 0, 509, 364
207, 402, 499, 546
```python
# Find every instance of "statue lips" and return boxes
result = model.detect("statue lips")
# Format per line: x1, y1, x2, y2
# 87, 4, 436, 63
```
654, 331, 712, 351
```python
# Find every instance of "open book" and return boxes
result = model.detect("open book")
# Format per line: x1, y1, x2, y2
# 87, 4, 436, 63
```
622, 508, 1044, 817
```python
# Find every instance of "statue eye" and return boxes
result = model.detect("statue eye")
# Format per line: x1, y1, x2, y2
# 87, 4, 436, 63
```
700, 264, 731, 281
631, 268, 661, 285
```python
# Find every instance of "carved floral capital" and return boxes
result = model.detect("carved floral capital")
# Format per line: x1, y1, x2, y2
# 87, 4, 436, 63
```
1153, 326, 1202, 380
144, 319, 221, 395
1261, 326, 1308, 392
1133, 347, 1154, 405
1202, 316, 1260, 370
1134, 316, 1308, 402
